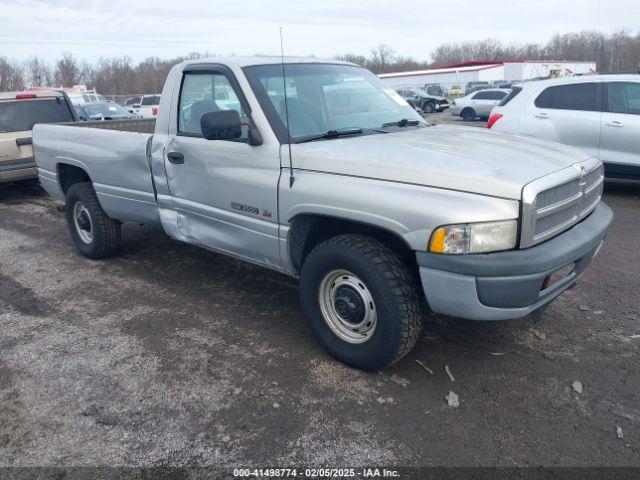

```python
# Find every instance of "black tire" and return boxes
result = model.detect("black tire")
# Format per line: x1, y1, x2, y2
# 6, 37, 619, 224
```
299, 234, 423, 370
423, 101, 435, 114
461, 108, 476, 121
17, 178, 40, 188
65, 182, 121, 259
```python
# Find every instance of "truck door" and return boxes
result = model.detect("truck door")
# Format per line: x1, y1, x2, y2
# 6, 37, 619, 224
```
599, 81, 640, 177
163, 66, 283, 270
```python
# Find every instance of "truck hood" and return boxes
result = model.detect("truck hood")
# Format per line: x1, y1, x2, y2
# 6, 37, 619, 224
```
290, 125, 590, 200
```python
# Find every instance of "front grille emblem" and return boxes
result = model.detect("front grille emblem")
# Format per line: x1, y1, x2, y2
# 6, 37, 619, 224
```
579, 166, 587, 185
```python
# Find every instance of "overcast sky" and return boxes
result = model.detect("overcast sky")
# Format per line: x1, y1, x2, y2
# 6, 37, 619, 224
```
1, 0, 638, 64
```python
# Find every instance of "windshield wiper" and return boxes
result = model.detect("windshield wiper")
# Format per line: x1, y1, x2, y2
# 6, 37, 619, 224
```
295, 128, 363, 143
381, 118, 421, 128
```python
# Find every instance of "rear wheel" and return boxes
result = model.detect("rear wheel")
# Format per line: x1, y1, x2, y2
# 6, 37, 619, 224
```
65, 182, 121, 259
300, 234, 423, 370
461, 108, 476, 121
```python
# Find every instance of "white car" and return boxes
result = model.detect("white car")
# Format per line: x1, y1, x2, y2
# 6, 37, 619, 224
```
450, 89, 510, 121
489, 74, 640, 179
129, 94, 161, 118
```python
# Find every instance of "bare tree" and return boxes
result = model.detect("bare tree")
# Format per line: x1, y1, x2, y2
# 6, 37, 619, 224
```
334, 53, 368, 67
369, 45, 397, 73
0, 57, 25, 91
23, 56, 51, 87
54, 52, 80, 87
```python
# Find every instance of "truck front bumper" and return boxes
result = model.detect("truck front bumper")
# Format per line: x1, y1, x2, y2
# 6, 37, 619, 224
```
416, 202, 613, 321
0, 157, 37, 183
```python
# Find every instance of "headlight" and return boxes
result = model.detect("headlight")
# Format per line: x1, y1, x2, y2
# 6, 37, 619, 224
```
429, 220, 517, 254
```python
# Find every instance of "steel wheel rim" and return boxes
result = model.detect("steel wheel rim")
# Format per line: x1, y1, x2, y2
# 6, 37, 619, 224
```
318, 269, 377, 344
73, 201, 93, 244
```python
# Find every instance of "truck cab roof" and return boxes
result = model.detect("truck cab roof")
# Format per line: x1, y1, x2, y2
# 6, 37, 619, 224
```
0, 90, 66, 101
177, 56, 355, 69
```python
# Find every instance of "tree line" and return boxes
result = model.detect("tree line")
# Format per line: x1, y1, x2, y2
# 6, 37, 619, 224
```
1, 29, 639, 94
0, 52, 210, 95
337, 30, 640, 74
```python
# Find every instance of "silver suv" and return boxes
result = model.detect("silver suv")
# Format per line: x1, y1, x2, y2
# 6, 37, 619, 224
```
450, 89, 510, 121
489, 74, 640, 179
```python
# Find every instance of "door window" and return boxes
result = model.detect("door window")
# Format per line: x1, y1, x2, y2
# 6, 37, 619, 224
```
472, 91, 504, 100
472, 91, 492, 100
486, 91, 507, 100
534, 83, 599, 111
605, 82, 640, 115
178, 72, 249, 139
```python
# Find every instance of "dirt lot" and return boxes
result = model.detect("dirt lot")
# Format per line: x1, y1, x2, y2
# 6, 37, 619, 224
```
1, 178, 639, 470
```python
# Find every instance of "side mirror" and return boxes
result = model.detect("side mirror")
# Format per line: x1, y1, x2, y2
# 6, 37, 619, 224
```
200, 110, 242, 141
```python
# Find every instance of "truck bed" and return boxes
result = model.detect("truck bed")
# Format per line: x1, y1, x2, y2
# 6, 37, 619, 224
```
33, 120, 160, 226
65, 118, 156, 134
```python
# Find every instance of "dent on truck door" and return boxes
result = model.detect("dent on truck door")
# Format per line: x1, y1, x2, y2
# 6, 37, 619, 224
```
164, 70, 282, 270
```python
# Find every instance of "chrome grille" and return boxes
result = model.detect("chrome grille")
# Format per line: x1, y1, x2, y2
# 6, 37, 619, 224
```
535, 181, 580, 209
534, 207, 577, 236
521, 159, 604, 248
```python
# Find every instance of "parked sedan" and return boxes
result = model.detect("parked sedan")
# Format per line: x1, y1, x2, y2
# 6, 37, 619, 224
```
76, 102, 142, 121
447, 85, 463, 97
450, 89, 510, 121
489, 74, 640, 179
404, 98, 424, 115
395, 87, 449, 113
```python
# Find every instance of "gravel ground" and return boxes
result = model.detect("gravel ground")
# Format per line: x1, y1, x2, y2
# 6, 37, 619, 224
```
426, 109, 485, 127
0, 178, 639, 470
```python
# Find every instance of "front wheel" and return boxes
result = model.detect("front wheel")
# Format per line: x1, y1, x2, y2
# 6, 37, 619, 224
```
300, 234, 423, 370
65, 182, 121, 259
461, 108, 476, 121
423, 101, 435, 114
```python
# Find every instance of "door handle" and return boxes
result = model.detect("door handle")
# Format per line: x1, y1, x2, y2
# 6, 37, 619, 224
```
605, 120, 624, 128
534, 113, 549, 119
167, 152, 185, 164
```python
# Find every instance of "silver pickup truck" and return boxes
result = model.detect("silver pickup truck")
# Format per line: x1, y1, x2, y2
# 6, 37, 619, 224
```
33, 57, 612, 370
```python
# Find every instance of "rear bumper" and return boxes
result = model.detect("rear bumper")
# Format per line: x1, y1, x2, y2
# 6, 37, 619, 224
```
416, 202, 613, 321
0, 158, 37, 183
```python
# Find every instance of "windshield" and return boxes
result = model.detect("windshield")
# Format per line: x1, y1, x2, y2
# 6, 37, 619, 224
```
83, 102, 130, 118
243, 63, 425, 142
0, 98, 74, 133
